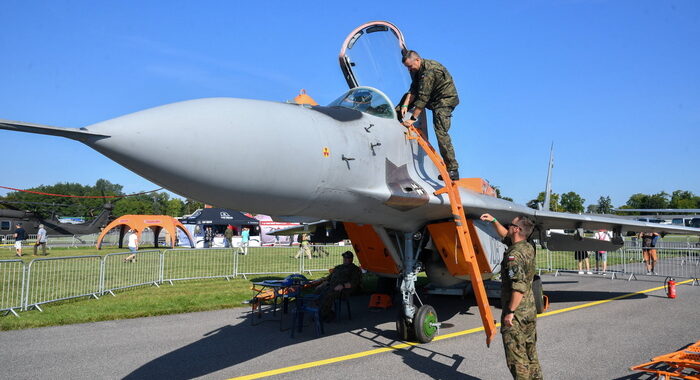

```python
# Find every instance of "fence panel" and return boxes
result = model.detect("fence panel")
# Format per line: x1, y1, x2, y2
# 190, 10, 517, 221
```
102, 250, 162, 294
536, 237, 700, 280
24, 256, 102, 311
236, 246, 301, 277
0, 260, 25, 316
163, 248, 235, 282
301, 245, 353, 274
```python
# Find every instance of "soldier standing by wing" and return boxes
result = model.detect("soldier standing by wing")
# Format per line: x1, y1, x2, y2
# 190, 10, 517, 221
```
480, 213, 542, 380
398, 50, 460, 181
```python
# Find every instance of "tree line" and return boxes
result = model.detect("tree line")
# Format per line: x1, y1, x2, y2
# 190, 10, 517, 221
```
523, 190, 699, 214
0, 179, 204, 220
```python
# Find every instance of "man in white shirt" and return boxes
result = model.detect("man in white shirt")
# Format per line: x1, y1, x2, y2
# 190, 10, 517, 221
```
124, 229, 139, 263
33, 224, 48, 256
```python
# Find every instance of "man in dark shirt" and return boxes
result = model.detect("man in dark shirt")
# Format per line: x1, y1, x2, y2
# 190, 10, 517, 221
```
313, 250, 362, 321
13, 223, 27, 257
639, 231, 660, 275
398, 50, 460, 181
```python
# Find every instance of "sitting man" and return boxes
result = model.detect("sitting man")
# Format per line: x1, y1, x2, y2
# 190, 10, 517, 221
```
313, 251, 362, 322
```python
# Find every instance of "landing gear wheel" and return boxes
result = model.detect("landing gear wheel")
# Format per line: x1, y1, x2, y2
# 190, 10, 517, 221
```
533, 275, 544, 314
396, 311, 415, 341
413, 305, 438, 343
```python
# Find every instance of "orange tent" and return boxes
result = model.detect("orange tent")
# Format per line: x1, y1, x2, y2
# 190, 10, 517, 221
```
96, 215, 195, 249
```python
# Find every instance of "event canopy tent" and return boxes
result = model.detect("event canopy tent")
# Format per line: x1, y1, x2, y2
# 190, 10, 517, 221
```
96, 215, 195, 249
180, 208, 260, 233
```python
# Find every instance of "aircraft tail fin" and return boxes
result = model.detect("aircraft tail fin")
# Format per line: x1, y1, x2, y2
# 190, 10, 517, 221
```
0, 119, 109, 141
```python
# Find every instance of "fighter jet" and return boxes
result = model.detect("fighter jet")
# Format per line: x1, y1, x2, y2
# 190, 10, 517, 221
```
2, 21, 699, 345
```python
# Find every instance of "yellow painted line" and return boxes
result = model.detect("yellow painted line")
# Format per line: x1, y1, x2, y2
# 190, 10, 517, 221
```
230, 279, 695, 380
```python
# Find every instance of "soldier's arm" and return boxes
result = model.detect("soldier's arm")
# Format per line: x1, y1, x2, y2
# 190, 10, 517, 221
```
480, 214, 508, 238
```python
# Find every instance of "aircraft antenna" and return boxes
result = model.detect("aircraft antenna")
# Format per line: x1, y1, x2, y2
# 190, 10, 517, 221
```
543, 143, 554, 211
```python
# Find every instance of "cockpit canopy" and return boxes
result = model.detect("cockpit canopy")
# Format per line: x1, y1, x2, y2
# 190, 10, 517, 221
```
327, 86, 396, 119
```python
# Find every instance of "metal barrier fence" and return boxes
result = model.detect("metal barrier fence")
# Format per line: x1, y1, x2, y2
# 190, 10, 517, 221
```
537, 239, 700, 281
24, 256, 102, 311
1, 241, 696, 317
163, 248, 235, 283
101, 250, 162, 295
0, 260, 24, 317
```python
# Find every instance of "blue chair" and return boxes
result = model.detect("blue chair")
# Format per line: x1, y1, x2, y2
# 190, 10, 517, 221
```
290, 294, 324, 338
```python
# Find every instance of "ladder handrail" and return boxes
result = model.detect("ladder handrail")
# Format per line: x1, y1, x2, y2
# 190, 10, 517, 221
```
405, 125, 497, 346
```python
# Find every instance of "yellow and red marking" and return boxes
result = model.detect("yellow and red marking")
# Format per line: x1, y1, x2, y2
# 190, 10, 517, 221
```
322, 147, 330, 157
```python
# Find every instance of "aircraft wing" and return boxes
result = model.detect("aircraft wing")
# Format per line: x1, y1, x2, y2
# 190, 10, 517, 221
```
461, 191, 700, 235
458, 191, 700, 251
268, 220, 348, 244
267, 221, 329, 236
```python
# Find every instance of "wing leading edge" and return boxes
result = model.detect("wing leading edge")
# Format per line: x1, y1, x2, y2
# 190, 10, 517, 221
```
460, 191, 700, 236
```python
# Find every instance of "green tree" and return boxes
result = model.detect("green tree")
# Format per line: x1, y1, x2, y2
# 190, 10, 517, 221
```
560, 191, 585, 214
527, 192, 560, 211
166, 198, 185, 217
2, 179, 123, 220
625, 192, 670, 210
113, 197, 152, 216
596, 196, 613, 214
184, 199, 205, 215
670, 190, 698, 209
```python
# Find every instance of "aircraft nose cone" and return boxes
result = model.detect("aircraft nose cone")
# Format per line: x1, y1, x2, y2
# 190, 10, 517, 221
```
85, 98, 329, 215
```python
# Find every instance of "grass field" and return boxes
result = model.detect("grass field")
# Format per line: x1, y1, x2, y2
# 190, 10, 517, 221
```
0, 245, 359, 331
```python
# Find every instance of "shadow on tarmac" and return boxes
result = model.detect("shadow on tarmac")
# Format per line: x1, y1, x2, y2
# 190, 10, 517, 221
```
122, 291, 481, 379
122, 280, 647, 379
350, 327, 482, 380
543, 290, 647, 304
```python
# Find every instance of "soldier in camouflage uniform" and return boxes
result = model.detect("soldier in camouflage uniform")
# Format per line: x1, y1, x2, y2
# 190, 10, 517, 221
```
481, 213, 542, 380
313, 251, 362, 321
398, 50, 461, 181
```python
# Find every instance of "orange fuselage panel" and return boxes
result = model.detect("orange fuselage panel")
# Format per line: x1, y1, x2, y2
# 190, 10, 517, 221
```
343, 222, 399, 275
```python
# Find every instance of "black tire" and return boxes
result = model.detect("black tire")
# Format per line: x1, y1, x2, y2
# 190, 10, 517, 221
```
413, 305, 438, 343
396, 310, 415, 341
533, 275, 544, 314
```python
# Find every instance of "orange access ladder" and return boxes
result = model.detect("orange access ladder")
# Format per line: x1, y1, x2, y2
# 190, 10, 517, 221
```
405, 125, 497, 346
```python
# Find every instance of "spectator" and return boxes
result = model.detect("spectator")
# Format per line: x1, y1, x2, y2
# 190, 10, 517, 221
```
204, 226, 214, 248
639, 231, 660, 275
594, 229, 611, 274
124, 229, 139, 263
33, 224, 48, 256
13, 223, 27, 257
575, 251, 592, 275
224, 225, 234, 248
312, 251, 362, 322
238, 227, 250, 255
294, 233, 312, 259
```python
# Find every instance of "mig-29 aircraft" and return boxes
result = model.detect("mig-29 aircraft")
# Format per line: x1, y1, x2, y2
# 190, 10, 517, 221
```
1, 21, 699, 346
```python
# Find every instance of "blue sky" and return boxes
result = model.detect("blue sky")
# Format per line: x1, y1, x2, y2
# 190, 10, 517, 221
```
1, 1, 698, 208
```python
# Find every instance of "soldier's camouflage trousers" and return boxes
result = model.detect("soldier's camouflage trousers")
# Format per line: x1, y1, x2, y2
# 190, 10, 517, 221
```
432, 106, 458, 172
502, 315, 543, 380
314, 283, 340, 320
